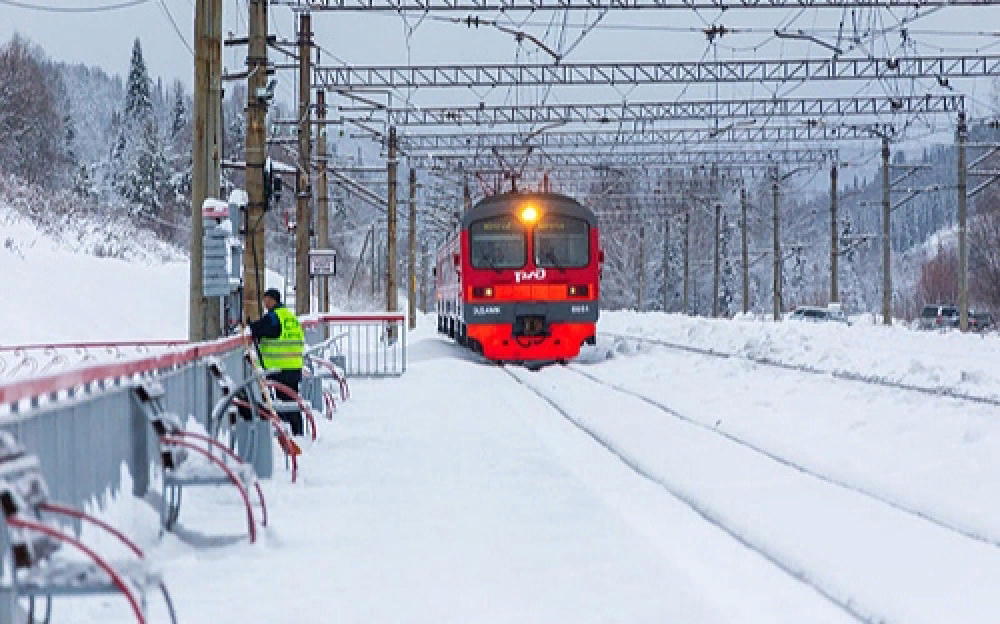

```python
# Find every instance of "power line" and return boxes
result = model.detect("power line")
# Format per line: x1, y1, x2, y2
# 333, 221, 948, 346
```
0, 0, 150, 11
157, 0, 194, 56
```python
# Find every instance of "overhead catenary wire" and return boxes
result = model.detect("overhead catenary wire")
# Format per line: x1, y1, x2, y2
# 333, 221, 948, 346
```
156, 0, 194, 56
0, 0, 149, 11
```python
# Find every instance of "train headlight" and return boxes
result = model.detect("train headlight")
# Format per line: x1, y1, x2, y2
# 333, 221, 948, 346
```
519, 204, 540, 224
568, 285, 589, 297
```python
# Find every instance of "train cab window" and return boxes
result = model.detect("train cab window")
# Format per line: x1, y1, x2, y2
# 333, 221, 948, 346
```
469, 216, 526, 269
534, 215, 590, 269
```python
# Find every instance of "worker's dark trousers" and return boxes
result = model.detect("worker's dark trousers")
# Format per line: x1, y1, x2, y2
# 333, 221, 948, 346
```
268, 369, 304, 436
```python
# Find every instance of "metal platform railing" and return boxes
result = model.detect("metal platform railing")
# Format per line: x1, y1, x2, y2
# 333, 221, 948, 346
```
0, 314, 406, 527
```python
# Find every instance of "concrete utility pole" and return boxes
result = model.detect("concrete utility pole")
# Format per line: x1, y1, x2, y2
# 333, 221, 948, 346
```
295, 12, 312, 315
741, 187, 749, 314
881, 136, 892, 325
387, 126, 399, 315
408, 167, 417, 330
957, 111, 969, 331
637, 225, 644, 311
713, 202, 721, 318
190, 0, 222, 341
243, 0, 268, 321
772, 167, 782, 321
830, 162, 839, 303
683, 211, 690, 314
463, 177, 472, 213
315, 87, 330, 314
662, 218, 670, 312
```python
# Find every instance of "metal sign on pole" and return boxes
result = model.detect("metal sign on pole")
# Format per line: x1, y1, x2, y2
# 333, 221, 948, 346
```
309, 250, 338, 276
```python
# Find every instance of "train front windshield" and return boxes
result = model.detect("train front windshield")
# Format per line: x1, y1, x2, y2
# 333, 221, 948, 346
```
534, 214, 590, 269
469, 216, 526, 269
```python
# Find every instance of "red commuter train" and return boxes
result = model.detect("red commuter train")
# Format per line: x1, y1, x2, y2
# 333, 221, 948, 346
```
435, 191, 602, 363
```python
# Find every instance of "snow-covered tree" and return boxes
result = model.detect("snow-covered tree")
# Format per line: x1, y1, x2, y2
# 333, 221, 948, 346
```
170, 80, 186, 139
124, 38, 153, 125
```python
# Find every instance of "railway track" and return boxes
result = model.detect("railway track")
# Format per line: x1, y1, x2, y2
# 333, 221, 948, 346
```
503, 362, 1000, 624
602, 331, 1000, 408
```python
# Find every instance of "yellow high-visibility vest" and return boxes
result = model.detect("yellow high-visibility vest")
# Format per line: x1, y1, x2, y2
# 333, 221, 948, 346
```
259, 307, 305, 370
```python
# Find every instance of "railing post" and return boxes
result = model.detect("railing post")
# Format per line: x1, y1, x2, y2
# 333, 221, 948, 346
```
130, 395, 150, 498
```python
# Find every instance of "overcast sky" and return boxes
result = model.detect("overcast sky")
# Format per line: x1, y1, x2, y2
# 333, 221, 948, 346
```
3, 0, 998, 170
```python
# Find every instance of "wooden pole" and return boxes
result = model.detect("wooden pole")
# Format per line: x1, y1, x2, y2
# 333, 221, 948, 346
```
957, 111, 969, 331
243, 0, 268, 321
387, 127, 398, 315
408, 167, 417, 329
881, 136, 892, 325
189, 0, 222, 340
741, 187, 749, 314
295, 12, 312, 315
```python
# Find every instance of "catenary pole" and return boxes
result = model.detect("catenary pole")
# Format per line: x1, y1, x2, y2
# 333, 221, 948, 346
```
409, 167, 417, 329
295, 12, 312, 315
190, 0, 222, 340
316, 87, 330, 314
741, 186, 749, 314
637, 225, 644, 311
882, 136, 892, 325
830, 162, 839, 303
387, 127, 399, 316
957, 111, 969, 331
683, 211, 690, 314
713, 202, 721, 317
243, 0, 268, 321
662, 218, 670, 312
772, 166, 782, 321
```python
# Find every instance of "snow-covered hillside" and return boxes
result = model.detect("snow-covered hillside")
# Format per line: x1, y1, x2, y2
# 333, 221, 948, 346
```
1, 202, 189, 343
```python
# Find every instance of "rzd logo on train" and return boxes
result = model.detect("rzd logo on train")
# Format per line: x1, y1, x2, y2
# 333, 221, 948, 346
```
514, 268, 547, 283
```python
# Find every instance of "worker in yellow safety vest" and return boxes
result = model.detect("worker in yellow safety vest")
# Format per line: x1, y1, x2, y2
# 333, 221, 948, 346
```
249, 288, 306, 435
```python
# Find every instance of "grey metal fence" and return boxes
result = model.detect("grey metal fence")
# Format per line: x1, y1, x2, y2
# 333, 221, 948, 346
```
303, 314, 407, 377
0, 314, 405, 594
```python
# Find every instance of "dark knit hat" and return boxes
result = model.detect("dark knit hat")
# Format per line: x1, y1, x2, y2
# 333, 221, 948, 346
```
263, 288, 282, 303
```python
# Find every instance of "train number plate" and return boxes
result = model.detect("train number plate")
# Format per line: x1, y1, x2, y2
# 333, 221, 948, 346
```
473, 306, 501, 316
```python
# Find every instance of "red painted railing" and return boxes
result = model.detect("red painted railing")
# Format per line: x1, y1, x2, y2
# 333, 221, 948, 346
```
0, 314, 404, 409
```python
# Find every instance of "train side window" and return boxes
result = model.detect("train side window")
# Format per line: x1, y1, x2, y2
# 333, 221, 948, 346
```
469, 216, 526, 269
534, 216, 589, 269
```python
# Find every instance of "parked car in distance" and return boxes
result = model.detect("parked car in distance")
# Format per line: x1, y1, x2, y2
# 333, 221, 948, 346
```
918, 304, 959, 330
969, 311, 995, 332
789, 305, 850, 325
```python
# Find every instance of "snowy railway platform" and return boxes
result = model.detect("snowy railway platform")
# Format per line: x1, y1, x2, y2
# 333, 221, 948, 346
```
5, 311, 1000, 623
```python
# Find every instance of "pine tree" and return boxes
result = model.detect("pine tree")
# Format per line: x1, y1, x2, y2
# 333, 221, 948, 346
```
121, 120, 168, 223
170, 80, 186, 139
124, 38, 153, 125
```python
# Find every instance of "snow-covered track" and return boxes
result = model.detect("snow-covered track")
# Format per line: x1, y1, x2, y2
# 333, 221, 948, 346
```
603, 332, 1000, 409
565, 363, 1000, 551
504, 363, 1000, 624
504, 365, 869, 624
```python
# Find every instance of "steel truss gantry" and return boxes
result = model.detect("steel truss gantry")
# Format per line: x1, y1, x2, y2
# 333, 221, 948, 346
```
273, 0, 1000, 11
342, 95, 964, 127
411, 146, 838, 170
308, 55, 1000, 89
373, 122, 897, 151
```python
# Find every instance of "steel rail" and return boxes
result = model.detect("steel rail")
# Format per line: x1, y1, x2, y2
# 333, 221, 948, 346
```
502, 365, 871, 623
